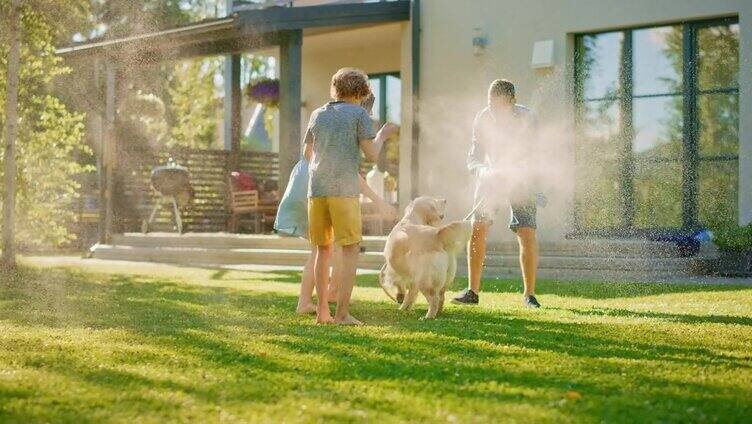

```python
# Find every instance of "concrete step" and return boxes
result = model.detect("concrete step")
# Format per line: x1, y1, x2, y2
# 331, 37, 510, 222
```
471, 254, 693, 272
113, 233, 387, 251
483, 239, 685, 258
92, 245, 385, 269
113, 233, 692, 259
457, 265, 691, 282
92, 244, 694, 275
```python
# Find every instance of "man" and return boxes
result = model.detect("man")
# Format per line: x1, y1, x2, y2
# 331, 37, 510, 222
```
453, 79, 543, 308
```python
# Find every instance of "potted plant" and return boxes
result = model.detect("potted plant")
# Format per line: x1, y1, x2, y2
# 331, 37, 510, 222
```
246, 78, 279, 107
711, 223, 752, 277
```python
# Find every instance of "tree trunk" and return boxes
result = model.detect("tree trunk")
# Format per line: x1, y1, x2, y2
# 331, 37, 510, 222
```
2, 0, 22, 269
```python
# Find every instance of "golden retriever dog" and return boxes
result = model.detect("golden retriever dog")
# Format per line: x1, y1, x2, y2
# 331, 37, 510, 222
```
379, 197, 446, 302
379, 199, 472, 319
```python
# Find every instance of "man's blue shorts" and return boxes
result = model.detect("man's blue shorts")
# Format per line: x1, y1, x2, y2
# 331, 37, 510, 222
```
472, 171, 537, 232
474, 201, 537, 232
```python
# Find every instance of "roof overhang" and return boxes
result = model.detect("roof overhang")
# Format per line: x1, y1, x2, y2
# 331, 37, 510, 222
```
55, 1, 410, 63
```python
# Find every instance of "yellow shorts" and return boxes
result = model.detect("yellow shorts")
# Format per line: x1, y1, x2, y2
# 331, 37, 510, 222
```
308, 197, 362, 247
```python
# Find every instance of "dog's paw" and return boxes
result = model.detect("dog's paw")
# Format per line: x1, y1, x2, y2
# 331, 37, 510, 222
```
419, 315, 436, 321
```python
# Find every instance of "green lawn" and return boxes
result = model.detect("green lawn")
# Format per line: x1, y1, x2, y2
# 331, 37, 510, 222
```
1, 257, 751, 423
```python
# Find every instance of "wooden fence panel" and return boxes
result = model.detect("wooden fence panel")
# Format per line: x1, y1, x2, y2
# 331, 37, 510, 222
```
115, 149, 279, 233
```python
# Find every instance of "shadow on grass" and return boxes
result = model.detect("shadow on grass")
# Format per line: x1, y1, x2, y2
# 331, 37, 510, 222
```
556, 307, 752, 326
243, 269, 752, 300
0, 265, 750, 422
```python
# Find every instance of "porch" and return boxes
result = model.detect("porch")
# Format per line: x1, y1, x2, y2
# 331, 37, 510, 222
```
58, 0, 415, 242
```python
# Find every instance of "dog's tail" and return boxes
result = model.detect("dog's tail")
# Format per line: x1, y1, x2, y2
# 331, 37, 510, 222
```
378, 263, 399, 303
438, 221, 473, 251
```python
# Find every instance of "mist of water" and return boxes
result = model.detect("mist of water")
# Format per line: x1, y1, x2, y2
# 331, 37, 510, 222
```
415, 68, 576, 242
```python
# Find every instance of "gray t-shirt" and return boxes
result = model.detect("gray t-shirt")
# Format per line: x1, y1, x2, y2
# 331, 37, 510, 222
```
305, 101, 376, 197
467, 104, 537, 175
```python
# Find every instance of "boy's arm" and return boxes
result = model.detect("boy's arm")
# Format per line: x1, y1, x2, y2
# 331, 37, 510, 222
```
358, 174, 380, 202
302, 121, 314, 161
360, 123, 398, 162
359, 175, 397, 219
303, 142, 313, 162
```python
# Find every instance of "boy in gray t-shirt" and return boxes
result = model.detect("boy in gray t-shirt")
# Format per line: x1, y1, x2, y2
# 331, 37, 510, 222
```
303, 67, 397, 325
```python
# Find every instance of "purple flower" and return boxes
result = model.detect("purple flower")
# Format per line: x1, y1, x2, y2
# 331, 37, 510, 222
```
247, 78, 280, 107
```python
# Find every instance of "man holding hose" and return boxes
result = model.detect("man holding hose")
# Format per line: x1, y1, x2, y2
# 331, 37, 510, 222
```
453, 79, 544, 308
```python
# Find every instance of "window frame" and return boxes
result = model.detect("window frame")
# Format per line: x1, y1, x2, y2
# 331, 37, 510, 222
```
367, 71, 400, 173
368, 71, 400, 125
572, 16, 739, 237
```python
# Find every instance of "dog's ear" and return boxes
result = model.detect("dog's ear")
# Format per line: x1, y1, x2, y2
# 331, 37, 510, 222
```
438, 221, 472, 250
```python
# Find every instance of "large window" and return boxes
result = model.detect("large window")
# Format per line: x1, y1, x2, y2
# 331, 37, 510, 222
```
574, 18, 739, 233
368, 72, 401, 200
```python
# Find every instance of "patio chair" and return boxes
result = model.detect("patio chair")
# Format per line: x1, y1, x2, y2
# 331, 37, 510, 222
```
227, 175, 263, 233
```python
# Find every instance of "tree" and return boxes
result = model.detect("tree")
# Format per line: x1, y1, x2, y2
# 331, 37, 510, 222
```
0, 0, 93, 257
2, 0, 21, 268
166, 58, 223, 149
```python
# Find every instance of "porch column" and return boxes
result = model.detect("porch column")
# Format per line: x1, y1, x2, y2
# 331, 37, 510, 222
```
410, 0, 420, 199
224, 54, 242, 171
739, 11, 752, 225
278, 29, 302, 192
100, 61, 118, 244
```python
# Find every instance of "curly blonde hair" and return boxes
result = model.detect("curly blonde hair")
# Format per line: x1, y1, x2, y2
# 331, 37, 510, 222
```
330, 68, 371, 100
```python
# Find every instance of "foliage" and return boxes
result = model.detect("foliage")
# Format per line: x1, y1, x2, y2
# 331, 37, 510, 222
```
87, 0, 225, 39
712, 223, 752, 252
165, 58, 222, 149
0, 1, 94, 248
1, 260, 752, 422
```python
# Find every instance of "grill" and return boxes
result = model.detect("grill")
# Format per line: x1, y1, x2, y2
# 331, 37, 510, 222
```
141, 159, 194, 234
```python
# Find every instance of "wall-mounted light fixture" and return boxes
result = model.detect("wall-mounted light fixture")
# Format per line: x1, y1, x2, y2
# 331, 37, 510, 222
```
472, 27, 488, 56
531, 40, 555, 68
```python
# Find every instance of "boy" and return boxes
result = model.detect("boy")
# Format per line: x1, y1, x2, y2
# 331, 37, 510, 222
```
304, 68, 396, 325
453, 79, 544, 308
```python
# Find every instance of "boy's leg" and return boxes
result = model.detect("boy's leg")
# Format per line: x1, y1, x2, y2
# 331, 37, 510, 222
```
328, 244, 343, 303
328, 197, 363, 325
308, 197, 335, 323
334, 242, 360, 324
314, 244, 334, 322
296, 247, 317, 314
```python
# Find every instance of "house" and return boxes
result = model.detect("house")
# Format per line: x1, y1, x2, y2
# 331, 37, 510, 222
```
57, 0, 749, 273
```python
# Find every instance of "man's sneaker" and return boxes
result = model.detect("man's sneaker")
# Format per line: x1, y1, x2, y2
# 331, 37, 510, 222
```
524, 295, 541, 308
452, 289, 479, 305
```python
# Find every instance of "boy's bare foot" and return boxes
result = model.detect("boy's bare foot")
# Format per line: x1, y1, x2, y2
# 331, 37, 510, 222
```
296, 304, 317, 315
316, 316, 335, 325
317, 307, 334, 324
334, 314, 363, 326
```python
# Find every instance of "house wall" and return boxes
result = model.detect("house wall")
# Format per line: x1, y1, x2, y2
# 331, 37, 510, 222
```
417, 0, 752, 242
300, 22, 410, 206
301, 23, 403, 129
